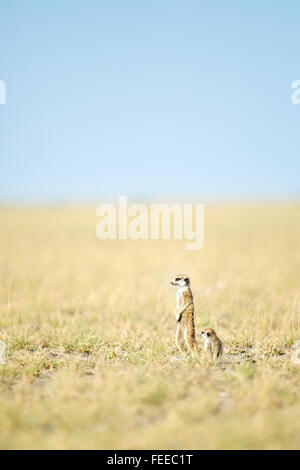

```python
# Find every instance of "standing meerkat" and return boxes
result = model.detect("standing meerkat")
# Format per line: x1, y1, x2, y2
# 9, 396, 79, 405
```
200, 328, 223, 360
170, 274, 199, 357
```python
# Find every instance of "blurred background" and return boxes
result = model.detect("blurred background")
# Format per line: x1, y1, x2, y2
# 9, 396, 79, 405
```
1, 2, 300, 450
0, 0, 299, 204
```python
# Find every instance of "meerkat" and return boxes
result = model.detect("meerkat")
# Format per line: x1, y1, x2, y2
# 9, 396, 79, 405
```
170, 274, 199, 357
200, 328, 223, 360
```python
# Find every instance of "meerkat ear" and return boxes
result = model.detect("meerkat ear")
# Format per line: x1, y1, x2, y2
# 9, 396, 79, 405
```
184, 277, 190, 284
207, 332, 211, 337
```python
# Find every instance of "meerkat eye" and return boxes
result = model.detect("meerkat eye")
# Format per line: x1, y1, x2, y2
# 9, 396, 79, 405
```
175, 277, 180, 281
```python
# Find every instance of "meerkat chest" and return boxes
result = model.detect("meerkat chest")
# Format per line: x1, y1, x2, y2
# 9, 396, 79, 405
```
204, 339, 213, 352
177, 288, 192, 306
176, 290, 184, 306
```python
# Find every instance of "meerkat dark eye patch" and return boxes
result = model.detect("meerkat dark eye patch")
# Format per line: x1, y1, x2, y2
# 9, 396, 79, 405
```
175, 277, 181, 281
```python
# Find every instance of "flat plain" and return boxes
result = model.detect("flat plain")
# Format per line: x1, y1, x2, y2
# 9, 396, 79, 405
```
0, 204, 299, 449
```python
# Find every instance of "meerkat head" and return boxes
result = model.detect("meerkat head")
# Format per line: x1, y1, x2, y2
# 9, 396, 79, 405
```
200, 327, 216, 342
170, 274, 190, 288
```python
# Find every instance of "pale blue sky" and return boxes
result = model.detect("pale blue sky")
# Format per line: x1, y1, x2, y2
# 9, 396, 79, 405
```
0, 1, 299, 203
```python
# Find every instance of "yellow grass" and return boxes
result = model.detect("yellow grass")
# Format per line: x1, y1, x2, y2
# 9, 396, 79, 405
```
0, 204, 300, 449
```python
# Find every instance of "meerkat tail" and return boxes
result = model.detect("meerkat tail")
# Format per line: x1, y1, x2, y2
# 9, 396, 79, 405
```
186, 331, 199, 357
194, 341, 200, 356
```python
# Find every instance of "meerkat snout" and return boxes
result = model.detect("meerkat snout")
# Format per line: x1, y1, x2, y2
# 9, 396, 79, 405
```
170, 274, 190, 288
200, 329, 212, 339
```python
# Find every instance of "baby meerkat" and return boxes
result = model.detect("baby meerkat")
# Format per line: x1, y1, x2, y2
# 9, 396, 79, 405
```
170, 274, 199, 357
200, 328, 223, 360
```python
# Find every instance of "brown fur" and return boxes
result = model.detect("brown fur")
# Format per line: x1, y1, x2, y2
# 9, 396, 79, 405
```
200, 327, 223, 360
